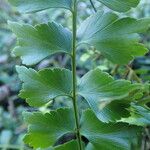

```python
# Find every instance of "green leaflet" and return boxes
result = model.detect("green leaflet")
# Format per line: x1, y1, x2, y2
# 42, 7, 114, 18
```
23, 108, 75, 149
78, 68, 142, 122
16, 66, 72, 107
121, 103, 150, 126
24, 108, 141, 150
97, 0, 140, 12
77, 11, 150, 64
92, 100, 131, 122
8, 21, 72, 65
38, 140, 78, 150
17, 65, 145, 123
8, 0, 73, 13
81, 110, 141, 150
7, 0, 150, 149
54, 141, 79, 150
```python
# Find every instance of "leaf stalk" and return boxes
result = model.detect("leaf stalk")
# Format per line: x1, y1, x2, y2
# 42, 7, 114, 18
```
72, 1, 83, 150
90, 0, 97, 12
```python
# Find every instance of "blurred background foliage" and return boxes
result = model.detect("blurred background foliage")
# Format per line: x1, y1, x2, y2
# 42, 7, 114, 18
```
0, 0, 150, 149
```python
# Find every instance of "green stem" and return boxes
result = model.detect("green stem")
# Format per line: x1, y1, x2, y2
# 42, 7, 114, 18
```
90, 0, 97, 12
111, 64, 119, 76
71, 1, 83, 150
137, 96, 150, 105
126, 65, 142, 83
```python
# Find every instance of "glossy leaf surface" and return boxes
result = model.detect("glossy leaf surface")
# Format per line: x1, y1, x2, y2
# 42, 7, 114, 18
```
78, 68, 141, 122
97, 0, 140, 12
78, 11, 150, 64
23, 108, 75, 149
16, 66, 72, 107
81, 110, 141, 150
8, 21, 72, 65
121, 104, 150, 126
8, 0, 73, 13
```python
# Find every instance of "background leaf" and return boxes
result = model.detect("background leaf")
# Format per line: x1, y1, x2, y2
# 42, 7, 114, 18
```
16, 66, 72, 107
121, 103, 150, 126
8, 21, 72, 65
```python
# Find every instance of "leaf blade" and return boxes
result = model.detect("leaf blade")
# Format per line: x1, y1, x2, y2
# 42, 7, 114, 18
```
78, 68, 142, 122
81, 110, 141, 150
23, 108, 75, 149
97, 0, 140, 12
121, 103, 150, 126
8, 0, 73, 13
78, 11, 150, 64
8, 21, 72, 65
16, 66, 72, 107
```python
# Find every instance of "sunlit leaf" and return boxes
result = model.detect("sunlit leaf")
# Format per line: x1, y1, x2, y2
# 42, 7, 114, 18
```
23, 108, 75, 149
8, 0, 73, 13
97, 0, 140, 12
81, 110, 141, 150
54, 141, 79, 150
8, 21, 72, 65
78, 68, 141, 122
16, 66, 72, 107
78, 11, 150, 64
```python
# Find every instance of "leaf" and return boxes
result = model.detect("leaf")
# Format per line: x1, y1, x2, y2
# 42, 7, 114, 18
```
38, 140, 80, 150
54, 141, 79, 150
77, 11, 150, 64
121, 103, 150, 126
97, 0, 140, 12
16, 66, 72, 107
94, 100, 131, 122
78, 68, 141, 122
81, 110, 141, 150
23, 108, 75, 149
8, 21, 72, 65
8, 0, 73, 13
